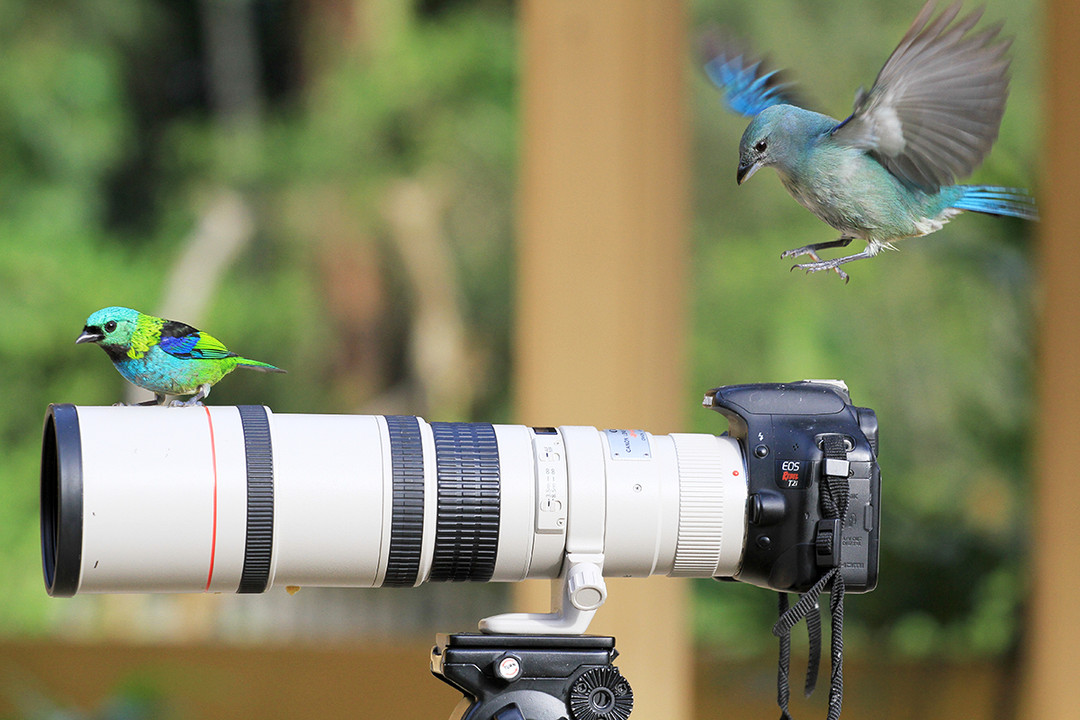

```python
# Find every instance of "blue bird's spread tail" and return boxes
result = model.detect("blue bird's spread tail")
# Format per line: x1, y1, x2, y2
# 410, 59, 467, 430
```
950, 186, 1039, 222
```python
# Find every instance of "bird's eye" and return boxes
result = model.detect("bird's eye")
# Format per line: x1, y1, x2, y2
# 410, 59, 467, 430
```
104, 320, 117, 333
755, 140, 768, 153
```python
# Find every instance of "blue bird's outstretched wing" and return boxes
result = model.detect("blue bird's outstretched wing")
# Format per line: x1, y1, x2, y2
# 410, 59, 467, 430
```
701, 30, 803, 117
830, 1, 1011, 192
158, 323, 237, 361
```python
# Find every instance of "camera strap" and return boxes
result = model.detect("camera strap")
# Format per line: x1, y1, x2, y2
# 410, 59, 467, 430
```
772, 433, 850, 720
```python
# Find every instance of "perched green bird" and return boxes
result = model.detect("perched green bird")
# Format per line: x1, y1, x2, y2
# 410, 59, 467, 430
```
76, 306, 285, 406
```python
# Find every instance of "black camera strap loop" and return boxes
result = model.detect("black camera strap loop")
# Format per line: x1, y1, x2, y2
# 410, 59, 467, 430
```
818, 433, 851, 522
773, 433, 850, 720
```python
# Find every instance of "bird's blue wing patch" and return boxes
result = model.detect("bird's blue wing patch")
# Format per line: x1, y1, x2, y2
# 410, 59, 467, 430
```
157, 334, 199, 358
702, 32, 801, 117
159, 331, 235, 360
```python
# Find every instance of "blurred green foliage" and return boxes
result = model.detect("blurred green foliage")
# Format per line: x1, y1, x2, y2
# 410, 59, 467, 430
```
0, 0, 1042, 663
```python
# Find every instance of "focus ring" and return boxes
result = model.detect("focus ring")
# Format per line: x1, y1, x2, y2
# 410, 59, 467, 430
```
670, 433, 727, 577
430, 422, 500, 582
384, 415, 425, 587
237, 405, 274, 593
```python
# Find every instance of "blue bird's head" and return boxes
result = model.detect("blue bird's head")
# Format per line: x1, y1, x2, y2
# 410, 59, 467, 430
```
76, 306, 140, 351
736, 105, 832, 185
737, 105, 790, 185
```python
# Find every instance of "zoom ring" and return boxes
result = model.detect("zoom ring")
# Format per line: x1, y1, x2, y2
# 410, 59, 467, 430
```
237, 405, 274, 593
384, 415, 425, 587
429, 422, 500, 582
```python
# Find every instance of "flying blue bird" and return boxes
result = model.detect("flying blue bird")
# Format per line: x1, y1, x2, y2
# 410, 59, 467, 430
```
703, 1, 1037, 281
77, 306, 285, 406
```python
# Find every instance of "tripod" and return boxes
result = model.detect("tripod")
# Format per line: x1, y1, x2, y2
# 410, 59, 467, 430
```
431, 633, 634, 720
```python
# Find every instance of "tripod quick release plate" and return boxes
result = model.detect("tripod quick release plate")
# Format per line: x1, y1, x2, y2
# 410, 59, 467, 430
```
432, 634, 634, 720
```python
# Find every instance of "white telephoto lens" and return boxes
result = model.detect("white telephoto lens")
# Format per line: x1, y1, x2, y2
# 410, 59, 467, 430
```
41, 404, 748, 597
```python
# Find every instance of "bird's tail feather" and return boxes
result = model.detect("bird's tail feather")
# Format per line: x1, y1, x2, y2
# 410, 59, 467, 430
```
952, 186, 1039, 221
237, 358, 287, 374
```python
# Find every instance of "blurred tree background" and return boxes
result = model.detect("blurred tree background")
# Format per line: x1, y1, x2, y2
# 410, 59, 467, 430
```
0, 0, 1041, 671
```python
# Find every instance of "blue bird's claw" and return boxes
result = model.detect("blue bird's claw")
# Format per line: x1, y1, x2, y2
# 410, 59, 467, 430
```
781, 237, 855, 282
791, 261, 850, 283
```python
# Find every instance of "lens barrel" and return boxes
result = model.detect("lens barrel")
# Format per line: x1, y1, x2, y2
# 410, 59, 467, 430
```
40, 405, 748, 596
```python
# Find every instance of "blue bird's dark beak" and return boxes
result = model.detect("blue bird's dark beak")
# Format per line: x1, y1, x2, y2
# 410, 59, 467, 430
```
76, 326, 104, 344
737, 160, 761, 185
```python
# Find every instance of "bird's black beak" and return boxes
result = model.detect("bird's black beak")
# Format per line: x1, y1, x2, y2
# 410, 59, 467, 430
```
736, 160, 761, 185
76, 326, 104, 344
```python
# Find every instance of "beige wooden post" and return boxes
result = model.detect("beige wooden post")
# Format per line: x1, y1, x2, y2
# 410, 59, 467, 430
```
1020, 0, 1080, 717
516, 2, 692, 719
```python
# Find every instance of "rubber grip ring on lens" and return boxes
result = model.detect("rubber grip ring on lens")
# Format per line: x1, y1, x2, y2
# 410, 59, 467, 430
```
41, 404, 83, 598
384, 416, 425, 587
430, 422, 500, 582
237, 405, 274, 593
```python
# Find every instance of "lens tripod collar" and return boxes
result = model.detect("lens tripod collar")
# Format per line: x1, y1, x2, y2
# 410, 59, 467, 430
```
479, 552, 607, 635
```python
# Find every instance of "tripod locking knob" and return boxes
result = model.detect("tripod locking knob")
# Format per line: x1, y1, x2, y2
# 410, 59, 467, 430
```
569, 666, 634, 720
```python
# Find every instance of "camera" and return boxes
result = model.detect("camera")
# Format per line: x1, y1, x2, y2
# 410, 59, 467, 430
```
40, 379, 878, 635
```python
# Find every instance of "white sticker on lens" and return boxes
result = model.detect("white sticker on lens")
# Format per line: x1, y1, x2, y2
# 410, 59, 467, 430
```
605, 429, 651, 460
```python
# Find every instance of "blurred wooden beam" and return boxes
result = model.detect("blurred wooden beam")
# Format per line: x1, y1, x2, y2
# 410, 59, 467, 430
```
1020, 0, 1080, 717
516, 2, 691, 720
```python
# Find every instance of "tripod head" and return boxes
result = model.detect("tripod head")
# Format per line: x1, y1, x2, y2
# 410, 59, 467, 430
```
431, 633, 633, 720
